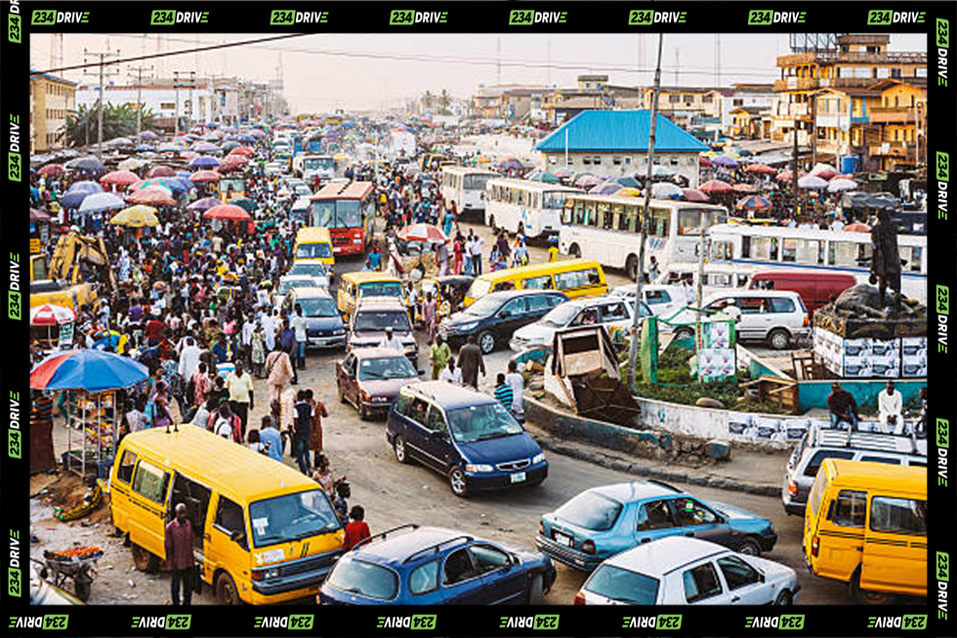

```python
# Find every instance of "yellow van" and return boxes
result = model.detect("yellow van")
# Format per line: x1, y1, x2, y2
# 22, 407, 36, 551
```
110, 427, 344, 605
337, 271, 406, 320
294, 227, 335, 271
804, 459, 926, 604
464, 259, 608, 307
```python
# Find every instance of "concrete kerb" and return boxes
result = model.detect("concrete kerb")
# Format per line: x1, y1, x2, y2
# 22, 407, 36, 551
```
524, 396, 781, 498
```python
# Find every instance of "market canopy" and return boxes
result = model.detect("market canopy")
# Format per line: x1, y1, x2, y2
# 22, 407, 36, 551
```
31, 349, 149, 392
78, 192, 125, 214
397, 223, 447, 243
100, 170, 140, 187
203, 204, 252, 221
187, 196, 222, 212
110, 205, 160, 227
698, 179, 734, 195
126, 187, 176, 207
30, 304, 76, 327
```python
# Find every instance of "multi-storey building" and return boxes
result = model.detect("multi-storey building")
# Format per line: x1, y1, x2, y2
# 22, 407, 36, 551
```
30, 69, 76, 152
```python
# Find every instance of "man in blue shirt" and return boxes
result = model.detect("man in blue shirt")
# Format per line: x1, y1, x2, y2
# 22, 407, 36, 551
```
368, 244, 382, 271
278, 319, 298, 384
259, 415, 283, 462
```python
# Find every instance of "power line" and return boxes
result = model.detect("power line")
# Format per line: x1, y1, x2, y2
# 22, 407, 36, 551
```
31, 33, 313, 77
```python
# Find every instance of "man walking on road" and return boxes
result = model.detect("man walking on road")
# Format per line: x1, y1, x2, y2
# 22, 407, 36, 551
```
505, 359, 525, 423
226, 360, 254, 439
458, 335, 485, 390
165, 503, 195, 606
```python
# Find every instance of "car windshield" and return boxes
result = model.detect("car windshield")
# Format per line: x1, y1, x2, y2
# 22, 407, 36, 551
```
585, 565, 660, 605
326, 554, 398, 601
358, 356, 417, 381
279, 279, 313, 295
539, 303, 578, 328
446, 403, 523, 443
248, 489, 341, 548
354, 311, 412, 333
555, 492, 622, 531
290, 262, 327, 278
462, 295, 504, 318
295, 243, 333, 259
359, 281, 403, 298
299, 297, 338, 318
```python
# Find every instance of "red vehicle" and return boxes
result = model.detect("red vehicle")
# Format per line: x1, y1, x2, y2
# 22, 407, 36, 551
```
749, 270, 856, 318
307, 181, 376, 256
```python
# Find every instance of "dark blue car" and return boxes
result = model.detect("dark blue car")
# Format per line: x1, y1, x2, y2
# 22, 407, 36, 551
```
537, 481, 778, 571
386, 381, 547, 497
439, 289, 568, 353
289, 288, 347, 349
319, 524, 556, 605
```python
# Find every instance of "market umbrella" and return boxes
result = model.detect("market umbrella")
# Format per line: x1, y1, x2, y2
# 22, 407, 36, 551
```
736, 195, 772, 211
574, 174, 602, 188
616, 187, 643, 197
651, 182, 683, 198
110, 205, 160, 227
187, 196, 222, 212
100, 170, 140, 187
231, 198, 257, 213
158, 143, 181, 153
497, 158, 524, 171
699, 156, 713, 168
30, 349, 149, 392
590, 181, 623, 195
798, 175, 829, 190
129, 179, 173, 194
203, 204, 252, 221
615, 176, 641, 189
698, 179, 734, 195
397, 223, 447, 243
845, 222, 872, 233
229, 146, 255, 157
118, 157, 147, 171
733, 183, 758, 193
189, 155, 221, 169
237, 134, 257, 143
66, 156, 105, 172
712, 155, 739, 167
682, 188, 710, 202
475, 155, 491, 164
221, 141, 240, 153
870, 194, 899, 209
744, 163, 776, 175
526, 171, 560, 184
776, 169, 807, 182
30, 304, 76, 327
190, 170, 221, 184
827, 178, 858, 193
139, 130, 158, 140
104, 137, 134, 149
30, 208, 52, 222
38, 163, 66, 176
810, 163, 839, 179
651, 165, 676, 179
158, 177, 195, 193
126, 187, 175, 207
193, 141, 220, 153
78, 192, 125, 214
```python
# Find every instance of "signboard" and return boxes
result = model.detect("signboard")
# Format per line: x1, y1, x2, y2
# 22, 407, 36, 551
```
57, 322, 74, 349
29, 238, 40, 254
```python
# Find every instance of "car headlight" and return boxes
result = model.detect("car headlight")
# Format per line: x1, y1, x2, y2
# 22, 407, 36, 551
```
465, 464, 494, 473
333, 328, 345, 335
263, 568, 280, 580
457, 322, 479, 332
533, 453, 546, 464
404, 345, 417, 354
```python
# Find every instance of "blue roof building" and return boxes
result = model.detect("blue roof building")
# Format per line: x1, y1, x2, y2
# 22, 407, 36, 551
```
535, 110, 708, 187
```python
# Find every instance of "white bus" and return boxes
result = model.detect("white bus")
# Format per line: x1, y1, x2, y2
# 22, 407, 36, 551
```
484, 178, 582, 239
439, 166, 498, 218
559, 195, 728, 280
707, 223, 928, 304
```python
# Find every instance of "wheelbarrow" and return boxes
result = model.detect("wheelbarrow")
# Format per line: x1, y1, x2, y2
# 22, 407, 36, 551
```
38, 546, 102, 602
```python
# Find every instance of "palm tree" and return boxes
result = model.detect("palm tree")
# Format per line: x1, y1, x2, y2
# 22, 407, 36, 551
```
438, 89, 452, 116
61, 103, 158, 148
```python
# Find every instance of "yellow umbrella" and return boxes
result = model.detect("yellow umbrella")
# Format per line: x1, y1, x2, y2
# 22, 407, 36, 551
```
110, 205, 160, 227
617, 187, 643, 197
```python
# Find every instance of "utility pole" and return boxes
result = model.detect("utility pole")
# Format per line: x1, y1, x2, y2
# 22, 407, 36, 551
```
173, 71, 197, 134
127, 64, 154, 139
810, 93, 818, 168
792, 121, 800, 216
628, 33, 664, 390
82, 48, 120, 157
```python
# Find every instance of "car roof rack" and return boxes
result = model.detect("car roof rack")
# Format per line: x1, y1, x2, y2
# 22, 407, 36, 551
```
402, 534, 473, 565
351, 523, 420, 552
809, 422, 927, 456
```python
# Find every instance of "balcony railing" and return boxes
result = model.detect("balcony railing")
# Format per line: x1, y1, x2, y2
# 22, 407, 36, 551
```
867, 107, 919, 124
777, 51, 928, 67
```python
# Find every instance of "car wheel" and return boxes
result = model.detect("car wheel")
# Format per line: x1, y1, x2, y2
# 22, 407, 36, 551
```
625, 255, 639, 281
393, 435, 410, 464
448, 466, 469, 497
215, 571, 241, 605
478, 331, 496, 354
131, 543, 159, 573
768, 328, 791, 351
737, 537, 762, 556
774, 590, 793, 605
527, 574, 544, 605
850, 569, 893, 605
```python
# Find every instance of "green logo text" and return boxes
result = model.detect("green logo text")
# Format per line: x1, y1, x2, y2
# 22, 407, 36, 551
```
390, 10, 447, 25
748, 10, 806, 25
628, 10, 686, 25
150, 10, 209, 25
509, 10, 567, 25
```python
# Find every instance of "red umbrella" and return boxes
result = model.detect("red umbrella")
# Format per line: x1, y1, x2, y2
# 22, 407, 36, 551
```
190, 170, 222, 183
38, 164, 66, 176
229, 147, 255, 157
146, 165, 176, 178
682, 188, 710, 202
733, 183, 758, 193
698, 179, 734, 195
204, 204, 252, 221
699, 156, 713, 167
30, 208, 52, 222
744, 163, 776, 175
222, 154, 248, 165
776, 169, 807, 182
30, 303, 76, 326
100, 170, 140, 187
127, 187, 176, 206
396, 223, 448, 243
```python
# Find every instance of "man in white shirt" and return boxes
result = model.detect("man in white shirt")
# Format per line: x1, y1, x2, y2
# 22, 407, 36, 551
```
291, 304, 309, 369
470, 235, 485, 276
178, 336, 202, 381
261, 308, 277, 352
504, 360, 525, 422
377, 327, 405, 352
878, 380, 904, 434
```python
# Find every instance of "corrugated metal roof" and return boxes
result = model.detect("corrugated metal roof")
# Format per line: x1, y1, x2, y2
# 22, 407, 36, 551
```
310, 180, 374, 200
536, 110, 709, 154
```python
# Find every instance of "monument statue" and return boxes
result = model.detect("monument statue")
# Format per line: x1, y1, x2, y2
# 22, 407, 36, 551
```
869, 209, 902, 314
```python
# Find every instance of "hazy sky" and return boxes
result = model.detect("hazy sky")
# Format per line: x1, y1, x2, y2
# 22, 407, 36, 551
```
31, 32, 927, 112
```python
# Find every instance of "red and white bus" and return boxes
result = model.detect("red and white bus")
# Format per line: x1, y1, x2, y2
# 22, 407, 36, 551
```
307, 181, 376, 256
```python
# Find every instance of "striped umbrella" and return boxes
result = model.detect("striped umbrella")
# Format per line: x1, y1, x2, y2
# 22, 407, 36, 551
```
30, 304, 76, 326
30, 349, 149, 392
396, 223, 447, 243
736, 195, 772, 211
129, 178, 173, 194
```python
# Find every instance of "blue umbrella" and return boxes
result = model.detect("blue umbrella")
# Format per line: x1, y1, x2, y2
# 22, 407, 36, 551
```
158, 143, 181, 152
78, 192, 125, 214
30, 349, 149, 393
237, 135, 256, 143
135, 144, 154, 152
712, 155, 739, 167
175, 170, 191, 178
60, 181, 104, 208
68, 180, 103, 194
159, 177, 194, 193
140, 131, 159, 139
189, 155, 221, 169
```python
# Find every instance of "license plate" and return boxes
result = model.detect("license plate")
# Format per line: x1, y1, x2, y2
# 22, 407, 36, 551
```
553, 532, 573, 547
510, 472, 526, 483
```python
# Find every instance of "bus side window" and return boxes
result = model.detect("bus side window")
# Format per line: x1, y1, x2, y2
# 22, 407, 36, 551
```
830, 490, 867, 527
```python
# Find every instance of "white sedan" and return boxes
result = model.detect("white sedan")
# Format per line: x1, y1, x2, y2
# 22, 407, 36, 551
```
574, 536, 799, 606
509, 297, 650, 352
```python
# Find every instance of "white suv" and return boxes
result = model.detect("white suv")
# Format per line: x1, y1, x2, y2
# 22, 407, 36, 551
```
509, 296, 651, 352
671, 290, 809, 350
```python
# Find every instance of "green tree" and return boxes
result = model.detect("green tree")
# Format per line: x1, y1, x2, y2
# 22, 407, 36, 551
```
61, 102, 159, 148
438, 89, 452, 115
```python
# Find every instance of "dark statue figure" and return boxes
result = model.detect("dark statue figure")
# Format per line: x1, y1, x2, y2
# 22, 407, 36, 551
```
869, 209, 902, 314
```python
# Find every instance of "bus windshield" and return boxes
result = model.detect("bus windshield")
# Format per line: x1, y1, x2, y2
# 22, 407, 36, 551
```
464, 174, 493, 191
336, 200, 362, 228
304, 157, 334, 171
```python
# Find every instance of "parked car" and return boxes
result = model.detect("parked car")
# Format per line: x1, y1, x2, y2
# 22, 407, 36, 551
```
610, 284, 686, 319
537, 481, 777, 571
386, 381, 547, 497
748, 270, 855, 319
440, 289, 568, 353
670, 290, 810, 350
285, 287, 346, 349
337, 347, 420, 420
509, 296, 651, 352
348, 297, 418, 363
574, 536, 799, 605
287, 259, 330, 289
319, 524, 556, 605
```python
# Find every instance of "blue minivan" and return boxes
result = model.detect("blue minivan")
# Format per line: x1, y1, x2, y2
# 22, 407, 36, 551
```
386, 381, 547, 497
